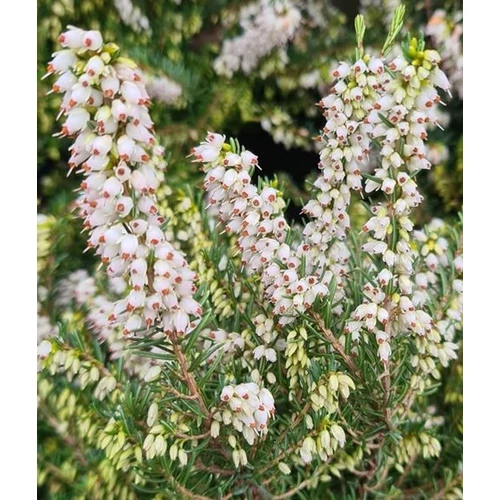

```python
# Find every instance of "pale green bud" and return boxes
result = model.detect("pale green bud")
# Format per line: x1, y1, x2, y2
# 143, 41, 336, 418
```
109, 440, 122, 459
178, 448, 188, 466
101, 434, 112, 450
106, 376, 117, 392
329, 374, 339, 392
278, 462, 291, 475
147, 403, 158, 428
232, 449, 240, 468
169, 443, 178, 460
228, 434, 237, 448
331, 424, 346, 447
144, 365, 161, 382
251, 369, 260, 383
305, 414, 314, 430
90, 366, 100, 382
239, 449, 248, 466
303, 437, 316, 453
210, 420, 220, 438
319, 385, 328, 398
320, 430, 331, 449
222, 304, 233, 317
134, 445, 143, 463
150, 424, 164, 435
117, 431, 126, 449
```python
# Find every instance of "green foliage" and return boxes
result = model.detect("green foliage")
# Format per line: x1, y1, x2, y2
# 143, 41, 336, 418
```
38, 1, 463, 498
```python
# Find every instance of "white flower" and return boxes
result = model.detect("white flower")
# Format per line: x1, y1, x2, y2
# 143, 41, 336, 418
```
113, 0, 150, 33
214, 0, 301, 77
50, 28, 201, 336
220, 383, 275, 444
83, 31, 103, 51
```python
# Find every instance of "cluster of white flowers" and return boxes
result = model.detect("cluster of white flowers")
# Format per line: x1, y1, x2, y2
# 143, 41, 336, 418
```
56, 269, 98, 307
193, 135, 334, 324
409, 219, 461, 382
265, 57, 390, 321
426, 10, 463, 99
48, 27, 201, 337
37, 303, 57, 365
193, 135, 288, 273
304, 56, 388, 266
216, 383, 275, 445
144, 74, 182, 105
213, 0, 301, 77
261, 109, 314, 151
56, 270, 164, 381
299, 423, 346, 464
195, 59, 411, 330
113, 0, 150, 33
196, 43, 454, 366
202, 329, 245, 364
252, 313, 287, 363
345, 45, 452, 363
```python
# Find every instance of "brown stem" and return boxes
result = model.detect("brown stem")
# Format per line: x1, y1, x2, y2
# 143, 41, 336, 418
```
165, 386, 200, 400
381, 362, 392, 429
362, 463, 390, 493
272, 464, 330, 499
171, 477, 213, 500
395, 452, 418, 488
171, 333, 210, 418
174, 430, 211, 441
195, 460, 235, 477
401, 473, 463, 498
310, 312, 360, 377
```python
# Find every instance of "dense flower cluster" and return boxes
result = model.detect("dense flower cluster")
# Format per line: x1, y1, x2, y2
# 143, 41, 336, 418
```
298, 423, 346, 464
261, 109, 315, 151
202, 328, 245, 364
305, 55, 390, 267
56, 270, 162, 381
48, 27, 201, 337
194, 136, 344, 324
113, 0, 150, 33
217, 382, 275, 445
408, 219, 461, 388
193, 56, 388, 328
214, 0, 301, 77
345, 41, 452, 362
426, 9, 463, 98
144, 74, 182, 105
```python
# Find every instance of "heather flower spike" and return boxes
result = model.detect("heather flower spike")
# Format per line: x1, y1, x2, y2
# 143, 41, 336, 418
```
48, 26, 201, 337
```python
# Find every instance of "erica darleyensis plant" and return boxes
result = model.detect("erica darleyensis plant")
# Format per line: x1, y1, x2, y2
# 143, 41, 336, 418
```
38, 7, 463, 498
